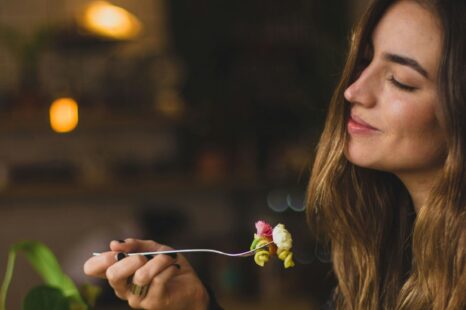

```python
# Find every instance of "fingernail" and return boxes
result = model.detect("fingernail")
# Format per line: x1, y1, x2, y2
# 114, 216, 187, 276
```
144, 254, 154, 260
117, 239, 125, 243
116, 252, 127, 261
164, 252, 177, 259
173, 263, 181, 269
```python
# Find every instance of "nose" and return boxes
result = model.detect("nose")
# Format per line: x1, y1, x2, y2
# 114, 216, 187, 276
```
344, 66, 378, 107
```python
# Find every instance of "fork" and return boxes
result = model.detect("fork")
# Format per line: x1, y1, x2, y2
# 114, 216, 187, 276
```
93, 242, 273, 258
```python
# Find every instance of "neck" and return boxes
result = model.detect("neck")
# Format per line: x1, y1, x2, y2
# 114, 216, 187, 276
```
395, 168, 442, 213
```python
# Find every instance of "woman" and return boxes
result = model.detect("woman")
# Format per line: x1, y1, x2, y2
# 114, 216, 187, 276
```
84, 0, 466, 309
307, 0, 465, 309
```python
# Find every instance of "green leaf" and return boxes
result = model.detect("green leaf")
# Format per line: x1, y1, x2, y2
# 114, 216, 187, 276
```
0, 241, 88, 309
0, 248, 17, 310
22, 285, 69, 310
14, 242, 66, 287
14, 242, 83, 300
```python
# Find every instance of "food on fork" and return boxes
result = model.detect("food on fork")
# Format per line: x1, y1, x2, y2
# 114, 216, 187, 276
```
250, 220, 295, 268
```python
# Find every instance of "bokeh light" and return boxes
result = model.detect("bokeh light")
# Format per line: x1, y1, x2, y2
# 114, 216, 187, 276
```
267, 189, 289, 212
81, 1, 142, 40
287, 191, 306, 212
49, 97, 79, 133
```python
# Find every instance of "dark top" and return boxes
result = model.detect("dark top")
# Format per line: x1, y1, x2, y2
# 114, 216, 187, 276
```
203, 282, 224, 310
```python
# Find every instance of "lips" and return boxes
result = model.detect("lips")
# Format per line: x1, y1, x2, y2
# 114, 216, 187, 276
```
347, 113, 379, 133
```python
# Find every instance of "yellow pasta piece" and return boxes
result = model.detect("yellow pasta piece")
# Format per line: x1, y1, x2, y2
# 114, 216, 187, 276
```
254, 249, 270, 266
253, 238, 271, 267
277, 248, 295, 268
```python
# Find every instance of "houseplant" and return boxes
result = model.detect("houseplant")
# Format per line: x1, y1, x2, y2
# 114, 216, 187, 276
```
0, 241, 100, 310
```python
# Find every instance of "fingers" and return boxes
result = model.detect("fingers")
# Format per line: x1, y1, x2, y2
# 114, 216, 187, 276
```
85, 238, 191, 308
84, 238, 175, 281
148, 263, 180, 297
131, 251, 178, 287
106, 255, 148, 299
83, 251, 118, 279
131, 263, 181, 309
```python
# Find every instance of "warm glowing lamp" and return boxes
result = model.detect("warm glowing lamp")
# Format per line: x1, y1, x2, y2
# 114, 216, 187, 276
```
80, 1, 142, 40
49, 97, 79, 133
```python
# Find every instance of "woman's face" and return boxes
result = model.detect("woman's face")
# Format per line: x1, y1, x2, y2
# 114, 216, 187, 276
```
344, 0, 446, 176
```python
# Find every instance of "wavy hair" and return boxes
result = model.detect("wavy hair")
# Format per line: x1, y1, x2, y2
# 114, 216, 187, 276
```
306, 0, 466, 309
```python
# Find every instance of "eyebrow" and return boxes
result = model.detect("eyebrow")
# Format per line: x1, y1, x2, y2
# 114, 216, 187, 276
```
383, 52, 429, 78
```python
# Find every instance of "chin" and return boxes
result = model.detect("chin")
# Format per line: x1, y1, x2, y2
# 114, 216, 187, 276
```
343, 146, 383, 171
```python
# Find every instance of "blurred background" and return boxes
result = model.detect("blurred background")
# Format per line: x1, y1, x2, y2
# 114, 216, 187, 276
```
0, 0, 369, 308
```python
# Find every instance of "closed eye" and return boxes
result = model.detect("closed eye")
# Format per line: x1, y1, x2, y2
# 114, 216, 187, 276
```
389, 76, 417, 92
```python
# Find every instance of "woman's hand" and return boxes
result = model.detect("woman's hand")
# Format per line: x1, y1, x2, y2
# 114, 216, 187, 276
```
83, 238, 209, 310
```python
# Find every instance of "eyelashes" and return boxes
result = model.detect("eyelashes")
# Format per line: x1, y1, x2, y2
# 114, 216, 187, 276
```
354, 65, 418, 93
388, 76, 417, 92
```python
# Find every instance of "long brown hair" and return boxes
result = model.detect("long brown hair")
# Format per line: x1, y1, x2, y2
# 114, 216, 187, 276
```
306, 0, 466, 309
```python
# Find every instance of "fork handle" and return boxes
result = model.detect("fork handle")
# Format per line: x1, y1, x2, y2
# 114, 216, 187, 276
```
92, 249, 223, 256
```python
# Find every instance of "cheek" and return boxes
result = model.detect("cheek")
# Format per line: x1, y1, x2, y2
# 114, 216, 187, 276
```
389, 98, 439, 138
387, 97, 446, 164
392, 101, 423, 134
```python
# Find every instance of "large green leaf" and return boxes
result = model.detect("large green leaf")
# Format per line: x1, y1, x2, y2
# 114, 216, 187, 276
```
0, 249, 17, 310
0, 241, 87, 310
22, 286, 69, 310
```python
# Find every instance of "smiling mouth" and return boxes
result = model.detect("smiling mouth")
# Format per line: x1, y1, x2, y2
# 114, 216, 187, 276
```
347, 114, 379, 133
